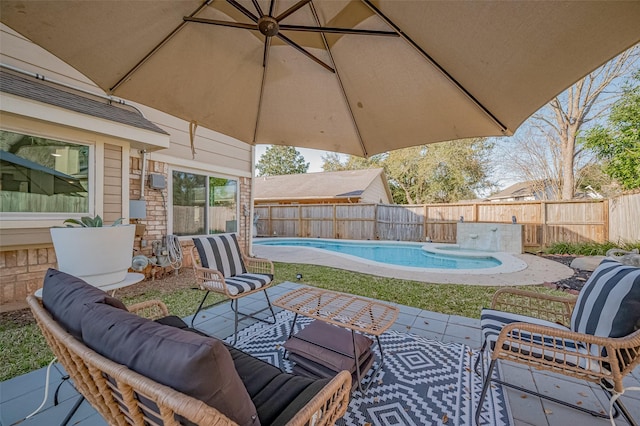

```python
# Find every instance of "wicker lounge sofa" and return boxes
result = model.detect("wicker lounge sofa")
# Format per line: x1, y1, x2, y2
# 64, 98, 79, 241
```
28, 269, 351, 426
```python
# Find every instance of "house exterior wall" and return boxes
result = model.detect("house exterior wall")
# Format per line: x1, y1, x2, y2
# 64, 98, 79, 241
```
362, 176, 391, 204
0, 24, 255, 306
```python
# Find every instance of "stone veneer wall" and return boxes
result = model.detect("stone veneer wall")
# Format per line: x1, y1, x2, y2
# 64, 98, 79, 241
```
0, 248, 56, 307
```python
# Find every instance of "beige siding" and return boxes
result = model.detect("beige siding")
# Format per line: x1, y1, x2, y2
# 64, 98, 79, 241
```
103, 144, 122, 224
362, 177, 391, 204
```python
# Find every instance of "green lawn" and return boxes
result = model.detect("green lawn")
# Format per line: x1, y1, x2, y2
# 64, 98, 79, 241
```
0, 262, 567, 382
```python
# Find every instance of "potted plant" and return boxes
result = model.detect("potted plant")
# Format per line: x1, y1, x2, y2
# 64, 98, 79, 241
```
50, 215, 135, 288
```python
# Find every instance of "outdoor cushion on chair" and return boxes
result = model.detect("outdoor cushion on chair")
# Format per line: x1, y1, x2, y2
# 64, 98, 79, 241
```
42, 268, 127, 340
81, 302, 259, 426
190, 233, 276, 344
571, 258, 640, 339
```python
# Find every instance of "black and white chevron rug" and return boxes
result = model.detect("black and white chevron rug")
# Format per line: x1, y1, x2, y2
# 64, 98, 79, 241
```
227, 311, 512, 426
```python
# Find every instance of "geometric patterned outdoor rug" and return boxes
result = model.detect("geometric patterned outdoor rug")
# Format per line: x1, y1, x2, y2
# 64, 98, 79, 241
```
227, 311, 512, 426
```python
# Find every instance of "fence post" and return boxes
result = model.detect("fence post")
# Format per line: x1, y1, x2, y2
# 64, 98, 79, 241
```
268, 205, 272, 237
333, 204, 337, 239
373, 204, 378, 240
540, 201, 546, 249
473, 202, 479, 222
298, 205, 302, 237
603, 199, 609, 243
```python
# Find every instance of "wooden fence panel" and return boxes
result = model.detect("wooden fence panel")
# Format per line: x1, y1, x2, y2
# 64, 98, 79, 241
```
253, 198, 622, 248
335, 204, 376, 240
301, 205, 334, 238
609, 192, 640, 243
377, 205, 424, 240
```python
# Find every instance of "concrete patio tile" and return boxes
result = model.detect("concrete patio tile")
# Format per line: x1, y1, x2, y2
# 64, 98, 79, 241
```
395, 304, 422, 316
448, 314, 481, 329
503, 387, 548, 426
406, 329, 444, 341
591, 387, 640, 425
532, 372, 607, 416
441, 334, 479, 347
389, 322, 413, 333
514, 419, 540, 426
499, 363, 537, 390
541, 399, 611, 426
416, 310, 450, 322
443, 323, 481, 347
394, 312, 417, 328
411, 317, 448, 334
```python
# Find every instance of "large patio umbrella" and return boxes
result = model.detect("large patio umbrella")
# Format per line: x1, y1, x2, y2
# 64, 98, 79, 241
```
1, 1, 639, 157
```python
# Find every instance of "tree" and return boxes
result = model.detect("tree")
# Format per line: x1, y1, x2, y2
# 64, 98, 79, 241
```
384, 139, 494, 204
256, 145, 309, 176
321, 139, 494, 204
582, 70, 640, 190
521, 46, 638, 199
321, 152, 382, 172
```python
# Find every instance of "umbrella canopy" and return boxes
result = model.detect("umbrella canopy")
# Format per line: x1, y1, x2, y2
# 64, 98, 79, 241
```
1, 1, 639, 157
0, 150, 86, 195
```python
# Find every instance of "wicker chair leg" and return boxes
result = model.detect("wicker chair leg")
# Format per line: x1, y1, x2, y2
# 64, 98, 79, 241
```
475, 358, 631, 424
190, 290, 211, 327
475, 359, 496, 425
228, 291, 276, 344
61, 395, 85, 426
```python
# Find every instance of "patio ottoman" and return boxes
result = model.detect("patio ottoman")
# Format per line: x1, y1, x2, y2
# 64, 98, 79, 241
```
284, 320, 375, 385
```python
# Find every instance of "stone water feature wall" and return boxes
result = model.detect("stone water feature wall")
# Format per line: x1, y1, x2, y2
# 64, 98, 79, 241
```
457, 222, 524, 253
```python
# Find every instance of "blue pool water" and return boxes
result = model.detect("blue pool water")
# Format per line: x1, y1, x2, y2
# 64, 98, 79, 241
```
254, 238, 502, 269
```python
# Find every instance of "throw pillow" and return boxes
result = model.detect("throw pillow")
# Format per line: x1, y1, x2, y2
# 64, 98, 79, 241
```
571, 258, 640, 338
41, 268, 127, 340
81, 303, 259, 426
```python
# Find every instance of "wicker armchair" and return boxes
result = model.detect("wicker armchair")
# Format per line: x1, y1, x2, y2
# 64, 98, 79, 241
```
190, 233, 276, 343
475, 279, 640, 426
27, 295, 351, 426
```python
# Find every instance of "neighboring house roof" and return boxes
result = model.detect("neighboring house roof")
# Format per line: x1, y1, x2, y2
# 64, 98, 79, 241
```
488, 181, 536, 200
487, 180, 555, 201
0, 70, 168, 135
254, 168, 391, 203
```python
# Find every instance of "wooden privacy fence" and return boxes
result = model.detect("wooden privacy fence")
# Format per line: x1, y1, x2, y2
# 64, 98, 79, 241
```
254, 196, 636, 250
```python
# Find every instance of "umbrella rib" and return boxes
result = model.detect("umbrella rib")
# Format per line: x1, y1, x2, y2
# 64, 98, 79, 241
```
183, 17, 257, 31
309, 2, 368, 157
251, 0, 264, 16
276, 33, 335, 73
109, 0, 210, 93
269, 0, 276, 16
278, 24, 398, 37
253, 36, 271, 143
275, 0, 311, 22
226, 0, 259, 23
361, 0, 508, 133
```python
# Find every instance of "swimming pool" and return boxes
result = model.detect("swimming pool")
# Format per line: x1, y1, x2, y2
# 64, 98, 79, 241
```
254, 238, 502, 269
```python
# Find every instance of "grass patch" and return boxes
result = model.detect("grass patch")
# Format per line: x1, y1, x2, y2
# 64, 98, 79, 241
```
2, 262, 568, 382
274, 262, 565, 319
545, 241, 640, 256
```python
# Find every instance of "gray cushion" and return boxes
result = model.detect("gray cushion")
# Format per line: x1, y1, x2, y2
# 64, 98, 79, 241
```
41, 268, 127, 340
81, 303, 259, 426
284, 320, 373, 373
571, 258, 640, 338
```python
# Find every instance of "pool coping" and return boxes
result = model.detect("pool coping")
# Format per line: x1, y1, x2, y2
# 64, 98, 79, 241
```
252, 239, 574, 286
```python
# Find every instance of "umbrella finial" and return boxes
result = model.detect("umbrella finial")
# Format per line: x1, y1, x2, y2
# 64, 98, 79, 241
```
258, 16, 279, 37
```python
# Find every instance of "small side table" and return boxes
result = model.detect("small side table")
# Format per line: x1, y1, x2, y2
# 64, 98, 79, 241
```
273, 286, 398, 394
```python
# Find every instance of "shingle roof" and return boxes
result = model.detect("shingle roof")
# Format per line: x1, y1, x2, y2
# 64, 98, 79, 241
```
0, 71, 167, 134
254, 168, 385, 201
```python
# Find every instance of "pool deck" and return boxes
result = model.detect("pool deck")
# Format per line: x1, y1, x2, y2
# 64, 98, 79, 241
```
252, 245, 575, 286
